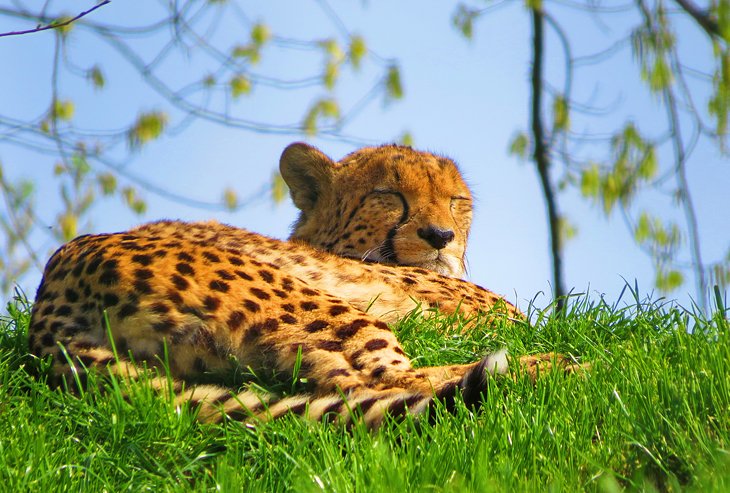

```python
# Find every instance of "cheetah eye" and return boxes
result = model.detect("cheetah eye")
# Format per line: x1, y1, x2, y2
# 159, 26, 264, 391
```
451, 198, 472, 232
450, 196, 471, 209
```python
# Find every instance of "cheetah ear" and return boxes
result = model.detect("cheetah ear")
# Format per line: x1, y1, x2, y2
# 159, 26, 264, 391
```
280, 142, 336, 212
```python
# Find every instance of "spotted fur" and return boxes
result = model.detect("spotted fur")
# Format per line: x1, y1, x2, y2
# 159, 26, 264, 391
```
29, 143, 582, 428
281, 143, 472, 277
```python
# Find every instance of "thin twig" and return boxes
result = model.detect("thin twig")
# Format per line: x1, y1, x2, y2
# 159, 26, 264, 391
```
665, 77, 707, 310
0, 1, 110, 38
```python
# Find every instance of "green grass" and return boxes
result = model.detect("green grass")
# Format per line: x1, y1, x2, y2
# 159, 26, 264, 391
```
1, 288, 729, 492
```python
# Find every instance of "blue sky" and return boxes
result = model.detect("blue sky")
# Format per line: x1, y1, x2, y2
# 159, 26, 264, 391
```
1, 1, 728, 310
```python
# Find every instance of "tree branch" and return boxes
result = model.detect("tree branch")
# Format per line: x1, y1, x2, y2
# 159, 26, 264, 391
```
0, 1, 110, 38
672, 0, 722, 39
530, 6, 566, 311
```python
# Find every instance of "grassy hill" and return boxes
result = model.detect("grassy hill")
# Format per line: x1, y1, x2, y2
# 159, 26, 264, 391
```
1, 288, 728, 492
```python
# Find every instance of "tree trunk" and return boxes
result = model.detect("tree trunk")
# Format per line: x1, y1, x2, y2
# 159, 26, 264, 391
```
530, 7, 567, 311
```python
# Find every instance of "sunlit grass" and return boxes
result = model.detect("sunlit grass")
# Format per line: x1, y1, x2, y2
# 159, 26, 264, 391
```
1, 288, 728, 491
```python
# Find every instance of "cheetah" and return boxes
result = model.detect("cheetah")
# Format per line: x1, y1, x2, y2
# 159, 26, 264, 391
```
28, 143, 582, 428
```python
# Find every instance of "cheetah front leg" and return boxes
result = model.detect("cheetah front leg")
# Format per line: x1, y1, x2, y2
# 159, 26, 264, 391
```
347, 264, 524, 326
193, 298, 584, 428
201, 348, 587, 428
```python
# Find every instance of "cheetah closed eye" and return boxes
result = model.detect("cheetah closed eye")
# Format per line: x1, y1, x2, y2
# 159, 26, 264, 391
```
28, 142, 585, 428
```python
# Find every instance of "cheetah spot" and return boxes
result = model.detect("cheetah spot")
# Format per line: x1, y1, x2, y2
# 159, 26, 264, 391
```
176, 263, 195, 277
210, 280, 230, 293
171, 274, 189, 290
317, 340, 344, 352
131, 254, 153, 266
250, 288, 270, 300
243, 299, 261, 313
364, 339, 389, 351
227, 311, 245, 331
304, 320, 329, 333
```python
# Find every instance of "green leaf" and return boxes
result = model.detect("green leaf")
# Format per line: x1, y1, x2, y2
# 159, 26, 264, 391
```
230, 75, 252, 98
399, 131, 414, 147
552, 95, 569, 132
59, 212, 77, 241
251, 23, 271, 46
580, 163, 600, 198
638, 146, 658, 179
656, 269, 684, 292
52, 99, 75, 121
716, 0, 730, 42
601, 173, 619, 214
71, 153, 91, 177
452, 5, 478, 40
324, 61, 339, 90
319, 98, 339, 118
122, 186, 136, 206
648, 57, 673, 92
270, 172, 288, 204
19, 180, 34, 202
88, 66, 105, 89
669, 224, 682, 247
303, 107, 318, 136
557, 216, 577, 247
122, 186, 147, 215
654, 221, 669, 246
131, 199, 147, 215
98, 173, 117, 195
385, 65, 404, 101
622, 122, 640, 146
349, 35, 367, 69
508, 132, 529, 158
635, 212, 651, 243
301, 99, 340, 136
223, 188, 238, 211
232, 44, 260, 63
128, 111, 168, 149
321, 39, 345, 63
709, 49, 730, 140
53, 16, 74, 37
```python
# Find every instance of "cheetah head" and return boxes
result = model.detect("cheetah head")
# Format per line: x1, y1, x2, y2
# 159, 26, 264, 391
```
280, 142, 472, 278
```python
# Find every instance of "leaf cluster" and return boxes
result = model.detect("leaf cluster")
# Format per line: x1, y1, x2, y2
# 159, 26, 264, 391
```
458, 0, 730, 302
0, 2, 404, 295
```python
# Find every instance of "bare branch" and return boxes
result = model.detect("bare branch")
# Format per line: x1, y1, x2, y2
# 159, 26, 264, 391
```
0, 0, 110, 38
672, 0, 722, 39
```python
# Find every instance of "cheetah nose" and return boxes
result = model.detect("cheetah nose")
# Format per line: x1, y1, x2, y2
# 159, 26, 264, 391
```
417, 226, 455, 250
